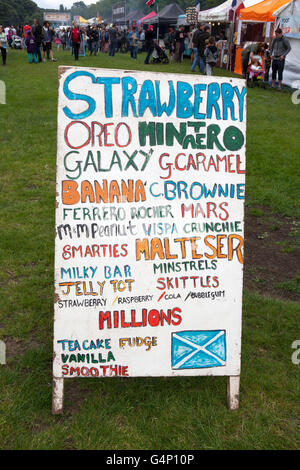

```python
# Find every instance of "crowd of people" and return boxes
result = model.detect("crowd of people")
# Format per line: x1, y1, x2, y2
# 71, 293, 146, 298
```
0, 20, 229, 74
0, 18, 291, 87
0, 21, 58, 63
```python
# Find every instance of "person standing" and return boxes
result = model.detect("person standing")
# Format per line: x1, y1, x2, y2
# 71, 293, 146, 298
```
204, 36, 218, 76
55, 30, 62, 51
104, 28, 110, 53
144, 25, 155, 64
263, 46, 271, 82
167, 26, 176, 61
7, 27, 13, 48
140, 28, 145, 52
119, 29, 127, 53
191, 23, 202, 71
32, 19, 43, 63
25, 30, 37, 64
72, 22, 81, 61
86, 25, 92, 55
61, 28, 67, 50
270, 28, 291, 90
66, 27, 72, 50
174, 25, 186, 62
108, 24, 117, 57
127, 28, 133, 56
196, 25, 210, 72
90, 26, 99, 56
0, 25, 7, 65
42, 21, 57, 62
188, 24, 197, 63
188, 25, 195, 52
129, 27, 138, 60
23, 22, 31, 39
16, 25, 22, 38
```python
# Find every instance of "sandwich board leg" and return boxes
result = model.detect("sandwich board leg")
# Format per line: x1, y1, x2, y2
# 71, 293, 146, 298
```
227, 376, 240, 410
52, 377, 64, 415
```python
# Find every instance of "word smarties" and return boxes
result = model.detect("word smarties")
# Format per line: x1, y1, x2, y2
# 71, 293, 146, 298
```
63, 71, 246, 121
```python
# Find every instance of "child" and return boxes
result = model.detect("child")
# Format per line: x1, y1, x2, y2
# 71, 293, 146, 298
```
249, 57, 264, 81
25, 30, 37, 63
55, 31, 61, 51
204, 36, 218, 76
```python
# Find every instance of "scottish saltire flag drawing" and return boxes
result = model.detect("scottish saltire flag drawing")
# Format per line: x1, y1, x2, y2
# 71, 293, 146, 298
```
146, 0, 157, 7
172, 331, 226, 369
196, 0, 201, 13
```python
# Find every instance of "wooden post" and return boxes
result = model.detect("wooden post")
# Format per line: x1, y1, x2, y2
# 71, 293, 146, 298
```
227, 376, 240, 410
52, 377, 64, 415
0, 340, 6, 365
157, 3, 159, 42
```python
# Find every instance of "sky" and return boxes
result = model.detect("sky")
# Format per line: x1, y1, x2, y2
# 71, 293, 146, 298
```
36, 0, 96, 10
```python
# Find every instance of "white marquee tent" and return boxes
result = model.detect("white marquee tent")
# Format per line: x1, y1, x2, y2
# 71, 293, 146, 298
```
197, 0, 263, 23
273, 0, 300, 88
198, 0, 236, 22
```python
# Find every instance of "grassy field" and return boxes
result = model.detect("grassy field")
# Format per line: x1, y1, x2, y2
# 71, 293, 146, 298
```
0, 48, 299, 450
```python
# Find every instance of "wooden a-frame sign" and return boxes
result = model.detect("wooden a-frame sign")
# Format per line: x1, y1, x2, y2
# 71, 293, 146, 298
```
53, 66, 246, 413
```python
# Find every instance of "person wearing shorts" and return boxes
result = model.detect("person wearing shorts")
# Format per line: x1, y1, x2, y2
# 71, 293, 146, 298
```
42, 21, 56, 62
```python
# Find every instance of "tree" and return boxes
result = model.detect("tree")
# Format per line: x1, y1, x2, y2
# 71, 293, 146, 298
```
0, 0, 43, 26
0, 0, 226, 27
86, 0, 225, 22
70, 1, 90, 20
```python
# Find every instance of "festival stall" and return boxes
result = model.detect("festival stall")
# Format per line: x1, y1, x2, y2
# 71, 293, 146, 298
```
138, 11, 157, 26
142, 3, 185, 38
197, 0, 247, 70
239, 0, 291, 21
273, 0, 300, 87
234, 0, 293, 74
73, 16, 89, 26
126, 10, 145, 28
198, 0, 244, 23
177, 14, 190, 26
144, 3, 184, 25
87, 17, 102, 25
143, 3, 185, 25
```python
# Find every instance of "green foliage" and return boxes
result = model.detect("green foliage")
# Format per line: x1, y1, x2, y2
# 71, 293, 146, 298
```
0, 0, 226, 26
0, 0, 43, 26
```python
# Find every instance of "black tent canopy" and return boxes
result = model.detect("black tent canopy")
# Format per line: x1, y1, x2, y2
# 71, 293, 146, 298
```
143, 3, 185, 24
126, 10, 145, 23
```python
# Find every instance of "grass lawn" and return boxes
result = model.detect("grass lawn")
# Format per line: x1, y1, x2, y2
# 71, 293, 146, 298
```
0, 48, 299, 450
